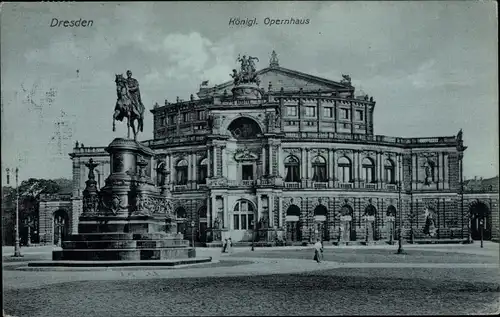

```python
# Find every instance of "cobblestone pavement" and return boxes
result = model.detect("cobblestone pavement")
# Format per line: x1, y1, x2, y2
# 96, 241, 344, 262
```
3, 243, 499, 316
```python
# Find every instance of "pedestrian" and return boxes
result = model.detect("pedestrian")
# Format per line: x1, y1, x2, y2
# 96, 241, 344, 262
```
227, 237, 233, 253
222, 238, 228, 253
313, 239, 323, 263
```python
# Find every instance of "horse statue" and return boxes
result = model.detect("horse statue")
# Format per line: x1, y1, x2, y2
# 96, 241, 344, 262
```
113, 72, 144, 140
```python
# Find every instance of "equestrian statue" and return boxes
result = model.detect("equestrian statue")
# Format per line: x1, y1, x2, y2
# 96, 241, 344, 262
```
113, 70, 145, 140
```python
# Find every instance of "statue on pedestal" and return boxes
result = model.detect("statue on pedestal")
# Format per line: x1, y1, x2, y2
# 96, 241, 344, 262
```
113, 70, 145, 140
82, 158, 101, 214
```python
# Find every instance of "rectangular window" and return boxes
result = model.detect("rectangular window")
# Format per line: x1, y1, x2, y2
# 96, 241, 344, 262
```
286, 106, 297, 116
341, 109, 350, 119
242, 164, 253, 180
323, 107, 333, 118
183, 113, 189, 122
168, 115, 175, 125
241, 215, 247, 230
197, 110, 206, 120
306, 106, 316, 117
248, 214, 254, 229
356, 110, 363, 121
233, 215, 239, 230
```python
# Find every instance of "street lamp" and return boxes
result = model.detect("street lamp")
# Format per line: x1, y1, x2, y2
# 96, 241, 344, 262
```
6, 167, 22, 258
251, 219, 255, 251
396, 156, 405, 255
480, 218, 484, 248
191, 220, 196, 249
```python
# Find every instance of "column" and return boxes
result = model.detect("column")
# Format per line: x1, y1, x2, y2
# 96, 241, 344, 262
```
440, 152, 445, 189
187, 152, 193, 185
206, 146, 212, 178
169, 153, 174, 187
269, 143, 274, 175
375, 152, 380, 188
354, 151, 359, 187
278, 147, 285, 177
211, 194, 217, 226
223, 195, 229, 229
262, 146, 267, 176
257, 194, 263, 223
213, 146, 218, 177
444, 153, 449, 189
412, 154, 417, 190
193, 153, 198, 187
269, 195, 275, 227
278, 196, 283, 227
395, 154, 400, 184
332, 150, 337, 184
307, 149, 312, 180
222, 146, 227, 178
276, 144, 281, 177
379, 152, 384, 187
328, 149, 334, 183
207, 195, 212, 228
301, 148, 306, 179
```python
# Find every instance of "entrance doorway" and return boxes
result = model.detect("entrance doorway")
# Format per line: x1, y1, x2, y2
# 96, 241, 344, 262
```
198, 206, 208, 243
285, 204, 301, 242
469, 202, 491, 240
53, 210, 69, 246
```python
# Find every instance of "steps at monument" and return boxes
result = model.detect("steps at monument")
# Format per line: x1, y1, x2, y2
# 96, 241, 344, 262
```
68, 232, 184, 241
62, 239, 190, 249
53, 247, 195, 261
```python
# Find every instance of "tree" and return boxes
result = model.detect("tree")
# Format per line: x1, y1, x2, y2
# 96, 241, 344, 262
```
2, 178, 66, 245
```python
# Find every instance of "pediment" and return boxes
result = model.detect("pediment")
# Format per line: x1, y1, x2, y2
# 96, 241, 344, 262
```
198, 67, 352, 98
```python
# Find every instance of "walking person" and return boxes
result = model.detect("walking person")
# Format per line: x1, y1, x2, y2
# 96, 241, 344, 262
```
313, 239, 323, 263
227, 237, 233, 254
222, 238, 228, 253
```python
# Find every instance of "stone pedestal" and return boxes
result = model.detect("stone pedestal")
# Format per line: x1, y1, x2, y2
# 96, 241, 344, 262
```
386, 216, 395, 244
338, 216, 352, 245
231, 82, 263, 100
364, 216, 375, 245
53, 138, 201, 262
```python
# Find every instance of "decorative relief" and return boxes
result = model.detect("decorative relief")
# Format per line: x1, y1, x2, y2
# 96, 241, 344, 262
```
113, 154, 124, 172
234, 148, 259, 162
283, 148, 301, 154
336, 149, 353, 156
310, 148, 328, 156
101, 193, 127, 215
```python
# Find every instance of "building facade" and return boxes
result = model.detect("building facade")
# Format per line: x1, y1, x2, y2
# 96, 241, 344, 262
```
39, 52, 499, 245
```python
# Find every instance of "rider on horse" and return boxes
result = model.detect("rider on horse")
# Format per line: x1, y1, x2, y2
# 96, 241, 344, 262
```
113, 70, 145, 140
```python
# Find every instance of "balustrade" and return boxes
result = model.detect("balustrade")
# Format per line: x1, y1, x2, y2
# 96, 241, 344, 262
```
313, 182, 328, 189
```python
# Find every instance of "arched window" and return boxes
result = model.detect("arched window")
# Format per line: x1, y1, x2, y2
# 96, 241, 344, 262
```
364, 204, 377, 216
228, 117, 262, 139
198, 158, 208, 184
233, 200, 255, 230
337, 156, 352, 183
362, 157, 375, 183
176, 159, 188, 185
386, 205, 397, 217
284, 156, 300, 182
384, 159, 395, 184
198, 206, 207, 219
312, 156, 327, 182
156, 161, 166, 187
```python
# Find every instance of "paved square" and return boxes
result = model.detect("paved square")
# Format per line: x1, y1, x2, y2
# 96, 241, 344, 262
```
3, 243, 499, 316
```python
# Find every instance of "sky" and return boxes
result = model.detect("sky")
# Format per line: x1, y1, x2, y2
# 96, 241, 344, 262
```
1, 1, 498, 182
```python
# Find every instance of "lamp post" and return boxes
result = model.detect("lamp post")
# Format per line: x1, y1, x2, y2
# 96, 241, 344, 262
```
480, 218, 484, 248
397, 156, 405, 255
191, 220, 196, 249
251, 220, 255, 251
6, 167, 22, 257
